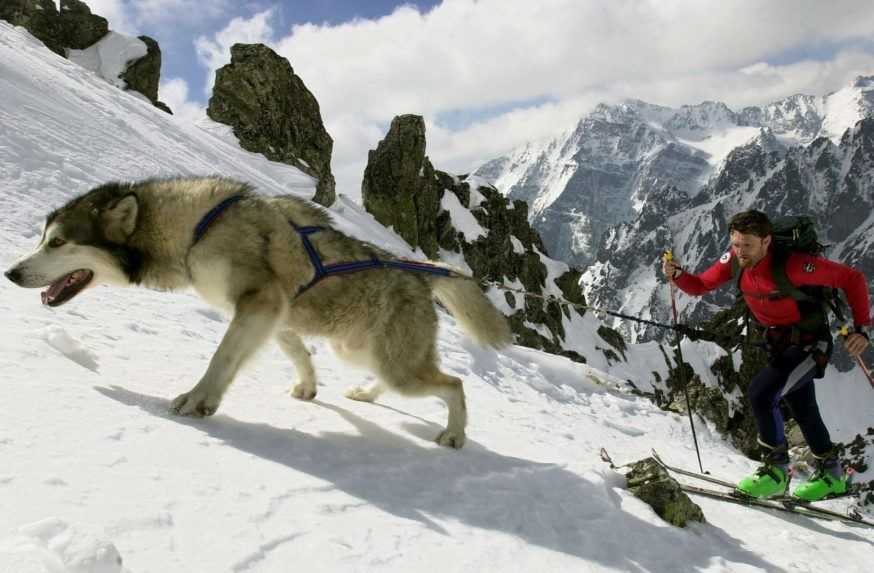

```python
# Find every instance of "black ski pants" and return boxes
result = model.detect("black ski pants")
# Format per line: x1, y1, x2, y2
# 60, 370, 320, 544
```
747, 344, 833, 456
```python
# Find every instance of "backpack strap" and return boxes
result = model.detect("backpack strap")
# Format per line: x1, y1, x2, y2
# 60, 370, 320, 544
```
770, 249, 814, 303
731, 256, 756, 349
771, 249, 845, 338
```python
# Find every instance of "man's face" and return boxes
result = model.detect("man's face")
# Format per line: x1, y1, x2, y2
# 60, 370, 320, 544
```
730, 230, 771, 269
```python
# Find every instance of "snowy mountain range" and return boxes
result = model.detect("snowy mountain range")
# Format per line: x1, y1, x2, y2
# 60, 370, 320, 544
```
475, 76, 874, 271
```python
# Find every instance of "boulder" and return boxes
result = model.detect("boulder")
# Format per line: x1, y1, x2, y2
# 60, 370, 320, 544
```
625, 457, 705, 527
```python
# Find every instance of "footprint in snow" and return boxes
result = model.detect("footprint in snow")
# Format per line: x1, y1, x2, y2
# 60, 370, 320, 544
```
40, 326, 99, 372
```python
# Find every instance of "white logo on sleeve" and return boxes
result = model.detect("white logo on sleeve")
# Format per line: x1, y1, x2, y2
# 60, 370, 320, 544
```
803, 262, 816, 273
719, 252, 731, 264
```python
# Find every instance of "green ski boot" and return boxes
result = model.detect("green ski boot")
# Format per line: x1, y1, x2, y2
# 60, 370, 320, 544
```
736, 464, 788, 498
792, 472, 848, 501
793, 453, 848, 502
737, 441, 789, 498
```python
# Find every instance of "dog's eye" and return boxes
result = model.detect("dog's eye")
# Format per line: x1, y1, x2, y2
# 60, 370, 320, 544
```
48, 238, 66, 248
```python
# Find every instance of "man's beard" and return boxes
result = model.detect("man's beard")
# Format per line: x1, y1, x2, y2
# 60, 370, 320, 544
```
736, 253, 762, 268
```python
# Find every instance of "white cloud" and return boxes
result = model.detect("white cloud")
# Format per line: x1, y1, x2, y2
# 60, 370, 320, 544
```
194, 0, 874, 200
158, 78, 206, 123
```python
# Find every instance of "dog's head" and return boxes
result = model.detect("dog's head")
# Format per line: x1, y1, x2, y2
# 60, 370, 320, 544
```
4, 183, 143, 307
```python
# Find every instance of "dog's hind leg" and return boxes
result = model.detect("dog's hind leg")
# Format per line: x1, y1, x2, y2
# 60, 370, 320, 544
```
276, 330, 317, 400
380, 364, 468, 449
420, 370, 467, 449
171, 282, 286, 417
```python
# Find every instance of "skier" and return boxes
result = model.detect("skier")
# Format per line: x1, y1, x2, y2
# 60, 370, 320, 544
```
661, 210, 871, 501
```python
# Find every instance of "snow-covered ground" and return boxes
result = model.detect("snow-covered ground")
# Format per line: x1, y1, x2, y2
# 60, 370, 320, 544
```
1, 21, 873, 573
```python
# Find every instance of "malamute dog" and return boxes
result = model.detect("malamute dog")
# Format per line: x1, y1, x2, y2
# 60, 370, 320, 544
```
4, 177, 512, 448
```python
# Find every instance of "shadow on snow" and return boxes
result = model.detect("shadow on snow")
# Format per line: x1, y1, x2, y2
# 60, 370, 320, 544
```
97, 385, 783, 572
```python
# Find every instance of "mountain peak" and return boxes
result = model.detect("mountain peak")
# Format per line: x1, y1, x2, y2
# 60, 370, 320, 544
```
851, 75, 874, 89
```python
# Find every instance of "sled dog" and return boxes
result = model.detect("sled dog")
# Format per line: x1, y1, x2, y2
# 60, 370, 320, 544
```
5, 177, 512, 448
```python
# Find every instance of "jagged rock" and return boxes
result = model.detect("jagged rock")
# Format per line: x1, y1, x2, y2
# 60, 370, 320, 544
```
58, 0, 107, 49
361, 116, 591, 360
362, 115, 441, 255
121, 35, 171, 114
208, 43, 335, 206
625, 457, 705, 527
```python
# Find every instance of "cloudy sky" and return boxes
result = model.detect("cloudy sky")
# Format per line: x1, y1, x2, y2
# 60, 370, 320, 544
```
83, 0, 874, 200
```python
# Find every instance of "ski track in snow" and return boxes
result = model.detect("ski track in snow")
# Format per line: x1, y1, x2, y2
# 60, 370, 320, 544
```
1, 21, 873, 573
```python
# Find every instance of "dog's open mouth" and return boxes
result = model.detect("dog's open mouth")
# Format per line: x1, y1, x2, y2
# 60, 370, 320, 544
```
41, 270, 94, 307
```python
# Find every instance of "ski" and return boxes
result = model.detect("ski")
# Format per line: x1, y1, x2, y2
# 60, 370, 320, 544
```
651, 449, 873, 526
678, 484, 874, 527
650, 449, 735, 489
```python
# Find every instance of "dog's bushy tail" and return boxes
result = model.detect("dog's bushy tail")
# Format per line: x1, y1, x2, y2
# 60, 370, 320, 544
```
432, 276, 513, 349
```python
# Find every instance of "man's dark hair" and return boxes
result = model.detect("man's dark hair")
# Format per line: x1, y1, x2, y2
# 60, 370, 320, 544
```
729, 210, 772, 238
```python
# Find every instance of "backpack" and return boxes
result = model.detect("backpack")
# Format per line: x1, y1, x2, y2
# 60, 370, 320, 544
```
732, 216, 847, 340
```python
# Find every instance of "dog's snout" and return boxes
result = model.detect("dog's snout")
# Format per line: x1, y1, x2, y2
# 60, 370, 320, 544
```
4, 267, 22, 284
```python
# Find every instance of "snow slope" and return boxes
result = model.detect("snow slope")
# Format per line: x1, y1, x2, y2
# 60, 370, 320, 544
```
1, 22, 873, 573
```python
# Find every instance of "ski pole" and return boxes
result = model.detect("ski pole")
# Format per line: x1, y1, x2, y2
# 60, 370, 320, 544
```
664, 250, 706, 473
839, 326, 874, 389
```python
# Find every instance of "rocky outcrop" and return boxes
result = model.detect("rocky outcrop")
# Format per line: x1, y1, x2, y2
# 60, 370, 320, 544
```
0, 0, 170, 115
362, 115, 441, 255
58, 0, 108, 49
207, 43, 336, 206
362, 115, 590, 360
624, 457, 705, 527
121, 35, 171, 114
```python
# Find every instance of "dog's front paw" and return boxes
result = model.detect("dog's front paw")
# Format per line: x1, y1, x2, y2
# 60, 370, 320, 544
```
170, 389, 221, 417
435, 429, 466, 449
344, 385, 378, 402
290, 382, 316, 401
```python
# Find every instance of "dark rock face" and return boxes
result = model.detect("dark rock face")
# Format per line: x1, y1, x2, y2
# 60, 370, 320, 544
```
207, 43, 336, 206
624, 458, 705, 527
362, 115, 441, 256
58, 0, 107, 49
121, 36, 172, 114
362, 114, 592, 360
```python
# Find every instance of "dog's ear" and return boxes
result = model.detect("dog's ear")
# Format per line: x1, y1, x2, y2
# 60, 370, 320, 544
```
103, 193, 139, 242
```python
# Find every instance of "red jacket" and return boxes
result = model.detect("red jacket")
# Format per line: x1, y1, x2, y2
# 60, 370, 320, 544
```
674, 247, 871, 329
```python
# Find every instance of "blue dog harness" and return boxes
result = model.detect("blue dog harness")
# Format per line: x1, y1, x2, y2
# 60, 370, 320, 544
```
192, 194, 245, 245
192, 194, 455, 297
292, 224, 453, 296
